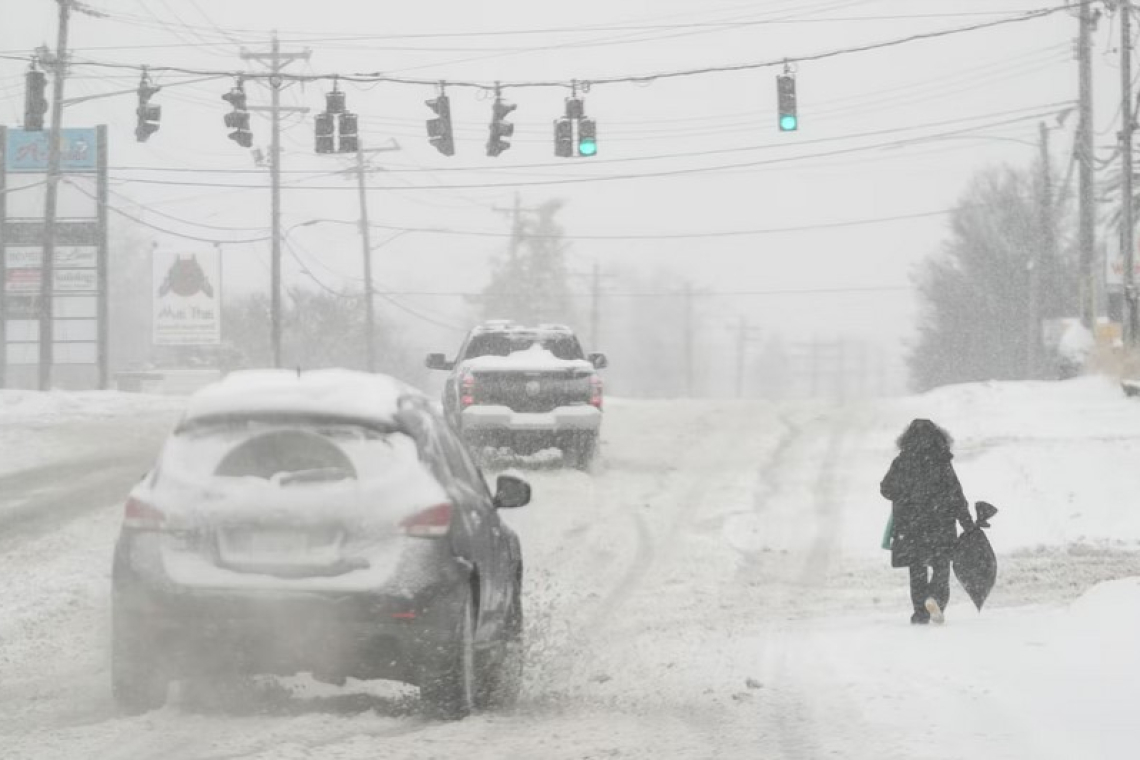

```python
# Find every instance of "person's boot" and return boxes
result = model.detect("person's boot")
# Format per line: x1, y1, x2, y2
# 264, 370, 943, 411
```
910, 609, 930, 625
924, 598, 944, 625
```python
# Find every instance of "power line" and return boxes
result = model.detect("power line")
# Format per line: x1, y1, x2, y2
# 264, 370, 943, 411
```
103, 100, 1070, 178
6, 6, 1070, 91
103, 108, 1073, 191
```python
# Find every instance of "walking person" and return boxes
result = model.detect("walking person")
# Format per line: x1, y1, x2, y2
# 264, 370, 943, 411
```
880, 419, 975, 625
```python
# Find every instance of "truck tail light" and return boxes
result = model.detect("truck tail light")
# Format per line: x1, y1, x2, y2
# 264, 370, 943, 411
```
460, 372, 476, 408
590, 374, 603, 409
400, 503, 453, 538
123, 496, 166, 531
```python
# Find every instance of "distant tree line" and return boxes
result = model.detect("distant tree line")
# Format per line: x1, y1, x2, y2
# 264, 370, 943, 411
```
908, 162, 1079, 391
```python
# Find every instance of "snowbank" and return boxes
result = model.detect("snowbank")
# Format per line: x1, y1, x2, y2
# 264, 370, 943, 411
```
860, 375, 1140, 554
0, 389, 186, 424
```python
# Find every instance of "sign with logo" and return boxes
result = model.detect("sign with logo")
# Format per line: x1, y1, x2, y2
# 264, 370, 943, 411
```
152, 249, 221, 345
4, 246, 97, 268
4, 128, 98, 173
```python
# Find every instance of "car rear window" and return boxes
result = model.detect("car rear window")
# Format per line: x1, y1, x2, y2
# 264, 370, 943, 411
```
158, 417, 419, 485
464, 333, 583, 360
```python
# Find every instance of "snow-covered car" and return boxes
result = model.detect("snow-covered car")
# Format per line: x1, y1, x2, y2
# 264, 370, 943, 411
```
110, 369, 530, 719
426, 322, 608, 468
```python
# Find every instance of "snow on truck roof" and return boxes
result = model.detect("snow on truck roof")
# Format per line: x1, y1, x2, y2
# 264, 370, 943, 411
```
180, 369, 417, 427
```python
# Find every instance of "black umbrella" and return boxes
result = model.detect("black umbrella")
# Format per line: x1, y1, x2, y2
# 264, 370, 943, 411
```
952, 501, 999, 611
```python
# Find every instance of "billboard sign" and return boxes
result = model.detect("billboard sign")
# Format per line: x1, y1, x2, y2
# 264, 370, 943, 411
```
4, 128, 98, 173
152, 249, 221, 346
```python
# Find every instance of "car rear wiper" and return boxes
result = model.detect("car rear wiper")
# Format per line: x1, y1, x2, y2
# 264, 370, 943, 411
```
275, 467, 356, 486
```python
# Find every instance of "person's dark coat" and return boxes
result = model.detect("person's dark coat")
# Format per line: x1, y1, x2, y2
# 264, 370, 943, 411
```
880, 419, 973, 569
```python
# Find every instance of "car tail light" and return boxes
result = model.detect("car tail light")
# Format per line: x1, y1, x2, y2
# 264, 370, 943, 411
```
589, 374, 603, 409
123, 496, 165, 530
460, 372, 476, 408
400, 503, 453, 538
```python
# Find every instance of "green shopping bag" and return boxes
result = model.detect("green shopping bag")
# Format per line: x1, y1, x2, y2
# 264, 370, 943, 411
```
881, 513, 893, 551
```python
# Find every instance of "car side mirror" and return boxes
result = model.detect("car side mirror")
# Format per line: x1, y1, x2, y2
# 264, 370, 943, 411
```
587, 352, 608, 370
493, 474, 531, 509
425, 353, 454, 371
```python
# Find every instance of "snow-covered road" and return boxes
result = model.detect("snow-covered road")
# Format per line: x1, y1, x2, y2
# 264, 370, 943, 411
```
3, 379, 1140, 759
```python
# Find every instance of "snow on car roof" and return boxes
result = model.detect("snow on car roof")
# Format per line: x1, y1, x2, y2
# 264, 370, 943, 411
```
464, 343, 592, 371
181, 368, 415, 426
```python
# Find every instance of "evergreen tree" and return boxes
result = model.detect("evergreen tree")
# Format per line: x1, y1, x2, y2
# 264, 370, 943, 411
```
479, 199, 576, 326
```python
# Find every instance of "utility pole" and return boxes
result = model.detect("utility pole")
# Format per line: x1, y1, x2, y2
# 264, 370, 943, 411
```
590, 260, 601, 350
683, 282, 694, 397
355, 139, 376, 372
1077, 1, 1096, 328
1122, 0, 1138, 348
350, 138, 400, 372
241, 35, 309, 368
734, 316, 764, 398
38, 0, 71, 390
1028, 121, 1052, 378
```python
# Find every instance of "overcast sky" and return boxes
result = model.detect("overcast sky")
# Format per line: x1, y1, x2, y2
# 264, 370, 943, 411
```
0, 0, 1114, 390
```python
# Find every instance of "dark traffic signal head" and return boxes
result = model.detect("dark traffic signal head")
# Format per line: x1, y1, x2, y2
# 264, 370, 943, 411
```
554, 117, 573, 157
221, 86, 247, 111
425, 94, 455, 156
24, 68, 48, 131
777, 74, 798, 132
135, 76, 161, 142
338, 112, 358, 153
222, 81, 252, 148
486, 97, 516, 157
314, 112, 335, 154
325, 89, 346, 114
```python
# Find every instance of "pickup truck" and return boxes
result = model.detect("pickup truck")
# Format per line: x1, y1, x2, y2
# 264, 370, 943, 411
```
426, 322, 608, 469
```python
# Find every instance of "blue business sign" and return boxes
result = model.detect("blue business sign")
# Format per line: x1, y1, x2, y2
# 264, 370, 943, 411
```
4, 128, 98, 173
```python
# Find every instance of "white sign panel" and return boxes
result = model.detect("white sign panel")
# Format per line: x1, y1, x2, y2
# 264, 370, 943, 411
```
152, 249, 221, 346
4, 246, 98, 268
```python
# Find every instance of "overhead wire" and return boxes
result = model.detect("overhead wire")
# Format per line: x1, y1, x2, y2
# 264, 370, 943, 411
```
6, 6, 1071, 91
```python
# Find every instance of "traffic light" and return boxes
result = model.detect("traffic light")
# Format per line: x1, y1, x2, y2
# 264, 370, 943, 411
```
222, 82, 252, 148
554, 96, 596, 158
314, 112, 335, 154
24, 67, 47, 131
338, 111, 358, 153
554, 117, 573, 157
135, 75, 161, 142
777, 74, 798, 132
325, 89, 346, 114
486, 96, 516, 157
578, 117, 597, 157
425, 94, 454, 156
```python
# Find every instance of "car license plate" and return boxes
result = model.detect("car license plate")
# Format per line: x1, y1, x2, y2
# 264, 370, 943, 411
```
248, 530, 309, 555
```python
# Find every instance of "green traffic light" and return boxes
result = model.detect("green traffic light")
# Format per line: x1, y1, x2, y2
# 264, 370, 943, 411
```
579, 139, 597, 156
779, 114, 798, 132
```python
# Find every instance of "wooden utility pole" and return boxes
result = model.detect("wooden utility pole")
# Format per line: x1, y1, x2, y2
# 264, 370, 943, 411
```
1077, 1, 1096, 328
38, 0, 71, 390
241, 35, 309, 368
350, 138, 400, 372
683, 282, 694, 397
590, 260, 601, 351
1122, 0, 1137, 348
1028, 121, 1052, 378
355, 139, 376, 372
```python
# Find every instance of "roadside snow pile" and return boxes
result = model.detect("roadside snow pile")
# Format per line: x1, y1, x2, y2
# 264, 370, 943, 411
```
0, 389, 186, 425
883, 375, 1140, 552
